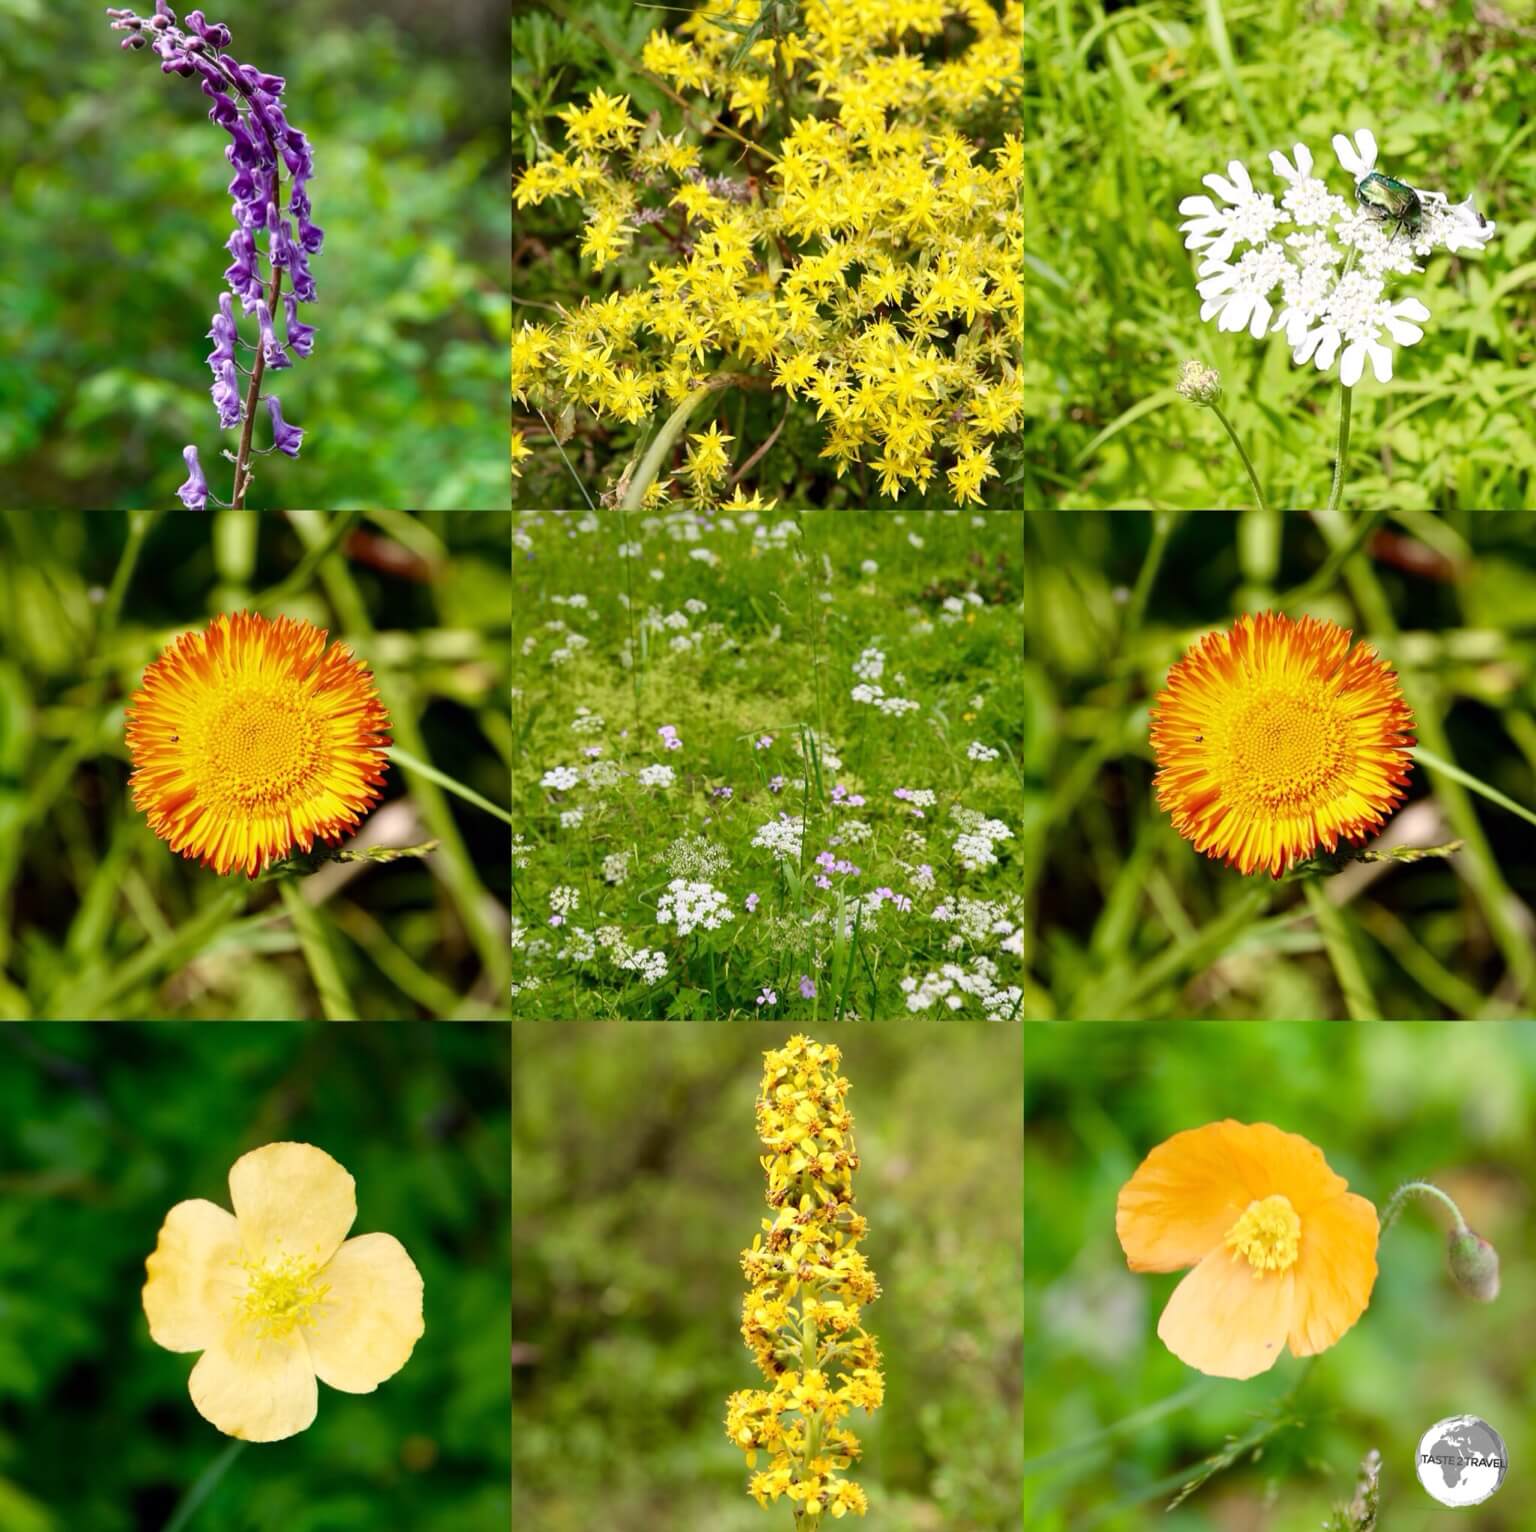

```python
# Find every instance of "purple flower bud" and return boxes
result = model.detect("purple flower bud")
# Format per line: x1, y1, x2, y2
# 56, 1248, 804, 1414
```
265, 395, 303, 458
176, 444, 208, 509
211, 359, 242, 428
282, 292, 315, 357
254, 300, 291, 370
155, 0, 177, 20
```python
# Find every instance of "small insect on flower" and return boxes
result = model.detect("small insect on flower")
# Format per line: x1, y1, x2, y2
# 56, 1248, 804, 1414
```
1356, 170, 1422, 244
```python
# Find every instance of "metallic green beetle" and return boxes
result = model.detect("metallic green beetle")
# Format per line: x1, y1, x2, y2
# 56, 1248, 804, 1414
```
1356, 171, 1423, 242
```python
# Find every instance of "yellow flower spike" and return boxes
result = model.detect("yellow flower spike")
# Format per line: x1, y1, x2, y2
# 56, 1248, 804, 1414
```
143, 1142, 424, 1442
728, 1036, 881, 1518
125, 612, 391, 879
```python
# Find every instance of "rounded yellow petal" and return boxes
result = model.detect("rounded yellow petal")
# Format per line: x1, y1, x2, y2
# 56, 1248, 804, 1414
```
189, 1322, 317, 1442
1117, 1120, 1349, 1272
230, 1142, 355, 1267
1287, 1190, 1378, 1357
143, 1199, 243, 1353
1157, 1247, 1295, 1380
305, 1232, 425, 1393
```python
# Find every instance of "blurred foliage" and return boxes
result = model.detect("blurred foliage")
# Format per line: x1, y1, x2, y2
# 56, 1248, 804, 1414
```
0, 1020, 510, 1531
1026, 1019, 1536, 1530
1025, 0, 1536, 508
1024, 510, 1536, 1020
512, 1022, 1022, 1529
0, 0, 509, 510
0, 510, 512, 1021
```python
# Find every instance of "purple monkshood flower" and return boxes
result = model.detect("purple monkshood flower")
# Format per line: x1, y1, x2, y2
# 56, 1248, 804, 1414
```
265, 395, 303, 457
798, 975, 816, 1000
175, 444, 208, 509
108, 4, 322, 507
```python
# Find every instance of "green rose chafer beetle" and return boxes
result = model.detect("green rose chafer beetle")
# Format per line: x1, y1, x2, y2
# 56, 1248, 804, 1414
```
1356, 170, 1422, 242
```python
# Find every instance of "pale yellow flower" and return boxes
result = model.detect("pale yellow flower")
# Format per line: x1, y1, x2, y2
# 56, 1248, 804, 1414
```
143, 1142, 424, 1442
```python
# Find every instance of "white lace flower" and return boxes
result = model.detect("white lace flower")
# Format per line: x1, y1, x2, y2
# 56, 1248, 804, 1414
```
1178, 158, 1283, 264
1332, 127, 1380, 183
1181, 128, 1496, 388
1195, 244, 1292, 338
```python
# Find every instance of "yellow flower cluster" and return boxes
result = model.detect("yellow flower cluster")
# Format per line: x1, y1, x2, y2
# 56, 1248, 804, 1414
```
512, 0, 1021, 507
725, 1035, 883, 1521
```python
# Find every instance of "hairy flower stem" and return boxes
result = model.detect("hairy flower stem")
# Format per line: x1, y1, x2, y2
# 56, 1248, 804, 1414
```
1208, 400, 1268, 510
1381, 1179, 1466, 1237
1326, 381, 1353, 512
232, 170, 284, 510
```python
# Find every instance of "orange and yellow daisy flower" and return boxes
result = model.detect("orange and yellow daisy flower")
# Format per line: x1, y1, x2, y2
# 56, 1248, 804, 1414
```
126, 611, 391, 878
1150, 611, 1414, 878
1116, 1120, 1378, 1380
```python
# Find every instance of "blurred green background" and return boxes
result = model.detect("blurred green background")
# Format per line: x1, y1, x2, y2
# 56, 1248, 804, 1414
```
1025, 0, 1534, 508
0, 510, 512, 1020
0, 1020, 510, 1531
1025, 1020, 1535, 1530
0, 0, 509, 510
1024, 510, 1536, 1020
512, 1022, 1023, 1530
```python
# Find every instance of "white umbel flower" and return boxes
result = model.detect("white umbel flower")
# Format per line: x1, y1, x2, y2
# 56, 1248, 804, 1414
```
1179, 126, 1496, 387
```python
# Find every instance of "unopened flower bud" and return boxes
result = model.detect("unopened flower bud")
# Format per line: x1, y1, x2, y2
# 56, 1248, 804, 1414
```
1175, 359, 1222, 406
1447, 1227, 1500, 1302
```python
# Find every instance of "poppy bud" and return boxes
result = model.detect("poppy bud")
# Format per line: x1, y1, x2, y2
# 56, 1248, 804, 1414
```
1447, 1228, 1500, 1302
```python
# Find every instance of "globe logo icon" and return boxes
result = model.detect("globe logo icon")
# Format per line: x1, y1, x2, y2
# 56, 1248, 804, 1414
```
1416, 1415, 1508, 1506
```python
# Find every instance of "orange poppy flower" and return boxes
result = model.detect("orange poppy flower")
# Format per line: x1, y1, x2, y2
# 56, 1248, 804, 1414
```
1149, 611, 1415, 878
1116, 1120, 1378, 1379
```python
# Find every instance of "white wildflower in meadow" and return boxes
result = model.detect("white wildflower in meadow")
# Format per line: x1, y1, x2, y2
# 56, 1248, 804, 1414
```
541, 766, 580, 791
966, 741, 1001, 762
549, 885, 580, 916
558, 926, 597, 963
513, 835, 531, 870
851, 685, 921, 717
656, 878, 734, 936
1180, 127, 1496, 386
560, 808, 585, 829
752, 814, 804, 864
901, 957, 1021, 1019
602, 851, 632, 885
665, 834, 731, 879
951, 809, 1013, 871
584, 758, 623, 790
860, 560, 879, 576
571, 706, 605, 734
638, 764, 676, 788
853, 647, 886, 682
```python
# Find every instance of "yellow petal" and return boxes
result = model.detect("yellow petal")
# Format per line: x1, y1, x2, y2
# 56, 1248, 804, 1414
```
143, 1199, 244, 1353
229, 1142, 355, 1267
1287, 1190, 1378, 1357
305, 1233, 424, 1393
189, 1320, 317, 1441
1157, 1246, 1294, 1380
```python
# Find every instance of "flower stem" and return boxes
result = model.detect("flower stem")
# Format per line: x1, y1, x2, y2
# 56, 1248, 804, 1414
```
161, 1439, 246, 1532
1208, 401, 1268, 510
1301, 877, 1379, 1020
1325, 381, 1353, 512
278, 876, 357, 1021
231, 163, 284, 510
1381, 1179, 1467, 1237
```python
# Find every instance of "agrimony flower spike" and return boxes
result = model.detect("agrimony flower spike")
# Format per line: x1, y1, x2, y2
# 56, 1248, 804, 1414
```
726, 1035, 883, 1523
108, 4, 324, 507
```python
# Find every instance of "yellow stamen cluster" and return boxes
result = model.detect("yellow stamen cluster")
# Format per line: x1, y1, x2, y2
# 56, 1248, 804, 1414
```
1225, 1194, 1302, 1274
239, 1254, 330, 1339
725, 1035, 883, 1521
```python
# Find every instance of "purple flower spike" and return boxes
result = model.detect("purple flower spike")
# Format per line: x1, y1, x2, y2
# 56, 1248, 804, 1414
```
176, 444, 208, 509
111, 3, 320, 505
265, 395, 303, 457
